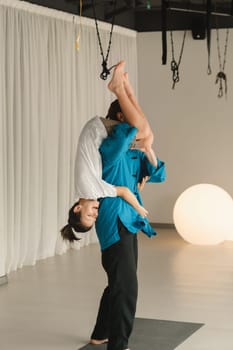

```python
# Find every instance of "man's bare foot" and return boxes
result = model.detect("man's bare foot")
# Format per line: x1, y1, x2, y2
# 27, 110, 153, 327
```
108, 60, 125, 93
89, 338, 108, 345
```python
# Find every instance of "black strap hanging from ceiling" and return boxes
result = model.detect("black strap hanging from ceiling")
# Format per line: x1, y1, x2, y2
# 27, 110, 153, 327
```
206, 0, 212, 74
169, 0, 190, 89
92, 0, 117, 80
215, 2, 229, 98
161, 0, 168, 65
231, 0, 233, 16
215, 30, 229, 98
170, 30, 187, 89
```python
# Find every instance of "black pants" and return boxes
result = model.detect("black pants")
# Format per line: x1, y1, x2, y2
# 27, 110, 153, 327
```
91, 221, 138, 350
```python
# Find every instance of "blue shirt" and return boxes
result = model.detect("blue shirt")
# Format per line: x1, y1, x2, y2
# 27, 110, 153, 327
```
95, 123, 166, 251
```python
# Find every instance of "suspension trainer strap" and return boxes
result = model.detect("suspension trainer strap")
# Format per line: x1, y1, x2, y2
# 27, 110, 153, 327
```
169, 0, 189, 89
162, 0, 168, 65
215, 27, 229, 98
92, 0, 117, 80
170, 29, 187, 89
206, 0, 212, 75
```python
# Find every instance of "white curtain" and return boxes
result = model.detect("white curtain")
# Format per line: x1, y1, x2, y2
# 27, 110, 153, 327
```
0, 0, 138, 275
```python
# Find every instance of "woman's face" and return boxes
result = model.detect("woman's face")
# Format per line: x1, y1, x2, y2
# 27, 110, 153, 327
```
74, 200, 99, 227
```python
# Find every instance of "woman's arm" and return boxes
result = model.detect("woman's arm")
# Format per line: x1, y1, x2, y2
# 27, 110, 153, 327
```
115, 186, 148, 218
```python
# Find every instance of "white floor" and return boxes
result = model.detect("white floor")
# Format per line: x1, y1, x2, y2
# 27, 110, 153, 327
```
1, 229, 233, 350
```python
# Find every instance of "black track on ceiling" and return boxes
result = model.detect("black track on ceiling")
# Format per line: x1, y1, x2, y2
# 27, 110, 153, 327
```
24, 1, 233, 31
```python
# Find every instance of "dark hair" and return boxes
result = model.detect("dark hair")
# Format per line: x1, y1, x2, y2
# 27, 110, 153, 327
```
106, 99, 122, 121
60, 202, 92, 242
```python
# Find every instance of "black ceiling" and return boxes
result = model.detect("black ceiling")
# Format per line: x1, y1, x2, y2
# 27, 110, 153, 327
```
24, 1, 233, 31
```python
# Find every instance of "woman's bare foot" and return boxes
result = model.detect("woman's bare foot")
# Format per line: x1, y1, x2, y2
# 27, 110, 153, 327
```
108, 60, 125, 93
89, 338, 108, 345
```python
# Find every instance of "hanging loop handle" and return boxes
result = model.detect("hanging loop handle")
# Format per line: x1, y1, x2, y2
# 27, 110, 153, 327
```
171, 60, 179, 89
215, 71, 227, 98
100, 61, 116, 80
92, 0, 117, 80
100, 60, 110, 80
207, 65, 212, 75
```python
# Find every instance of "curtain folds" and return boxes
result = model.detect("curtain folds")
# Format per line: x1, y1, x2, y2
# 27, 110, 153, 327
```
0, 0, 138, 274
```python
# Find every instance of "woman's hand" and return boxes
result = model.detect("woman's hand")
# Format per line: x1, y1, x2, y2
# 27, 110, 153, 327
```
136, 205, 149, 218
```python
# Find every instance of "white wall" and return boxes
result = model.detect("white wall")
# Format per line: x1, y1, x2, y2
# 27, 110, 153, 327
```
137, 30, 233, 224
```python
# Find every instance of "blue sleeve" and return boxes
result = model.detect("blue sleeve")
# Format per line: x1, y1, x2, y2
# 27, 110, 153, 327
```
140, 155, 166, 183
100, 123, 138, 165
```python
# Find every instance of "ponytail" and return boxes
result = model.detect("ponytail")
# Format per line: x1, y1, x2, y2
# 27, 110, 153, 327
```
60, 224, 80, 242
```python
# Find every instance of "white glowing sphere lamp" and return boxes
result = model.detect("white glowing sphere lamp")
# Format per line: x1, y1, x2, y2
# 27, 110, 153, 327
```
173, 184, 233, 245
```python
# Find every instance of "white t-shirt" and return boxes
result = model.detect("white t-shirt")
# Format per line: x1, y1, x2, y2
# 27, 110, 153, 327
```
74, 116, 117, 201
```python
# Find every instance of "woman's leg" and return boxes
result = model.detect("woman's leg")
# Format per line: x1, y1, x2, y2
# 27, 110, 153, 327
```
108, 62, 153, 149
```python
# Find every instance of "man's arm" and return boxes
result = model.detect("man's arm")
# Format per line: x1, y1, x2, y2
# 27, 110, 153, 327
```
139, 152, 166, 184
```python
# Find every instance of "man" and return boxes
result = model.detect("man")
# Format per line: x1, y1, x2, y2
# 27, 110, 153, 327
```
89, 119, 166, 350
